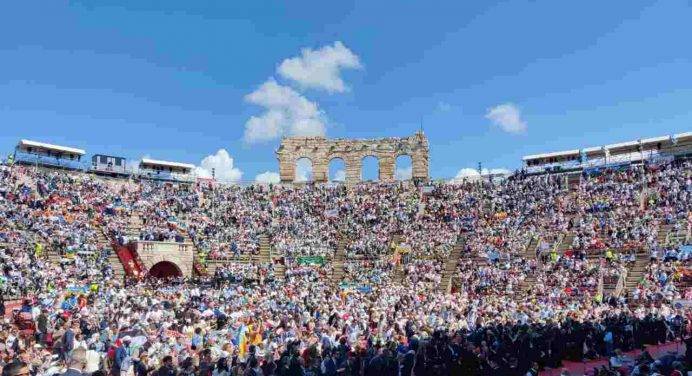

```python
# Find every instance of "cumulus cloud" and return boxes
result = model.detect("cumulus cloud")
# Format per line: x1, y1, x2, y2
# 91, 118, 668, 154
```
295, 158, 313, 182
485, 103, 527, 134
436, 101, 452, 112
243, 79, 326, 143
128, 154, 152, 174
278, 41, 362, 93
127, 160, 141, 173
331, 169, 346, 182
255, 171, 280, 184
454, 168, 481, 179
449, 167, 511, 183
395, 166, 412, 180
195, 149, 243, 183
487, 168, 511, 175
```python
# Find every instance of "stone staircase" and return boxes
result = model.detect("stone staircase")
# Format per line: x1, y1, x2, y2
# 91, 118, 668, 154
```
125, 213, 143, 240
566, 172, 581, 189
389, 234, 406, 284
524, 236, 541, 260
97, 214, 144, 280
192, 249, 208, 276
258, 234, 271, 263
557, 233, 574, 254
45, 243, 62, 265
624, 249, 649, 293
331, 238, 347, 284
273, 261, 286, 281
603, 270, 618, 296
657, 222, 674, 247
21, 229, 51, 261
97, 228, 125, 279
440, 238, 465, 292
667, 220, 690, 247
518, 236, 540, 295
259, 233, 285, 280
394, 263, 406, 284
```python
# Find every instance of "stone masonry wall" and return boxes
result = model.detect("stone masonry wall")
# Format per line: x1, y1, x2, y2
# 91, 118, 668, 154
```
276, 132, 429, 185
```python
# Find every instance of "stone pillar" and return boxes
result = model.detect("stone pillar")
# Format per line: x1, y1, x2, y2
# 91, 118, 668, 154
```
312, 153, 328, 183
345, 155, 361, 185
277, 153, 295, 183
411, 151, 429, 182
379, 154, 395, 182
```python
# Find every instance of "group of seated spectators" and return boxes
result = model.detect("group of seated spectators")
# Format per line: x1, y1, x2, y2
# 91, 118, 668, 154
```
212, 262, 275, 285
0, 156, 690, 375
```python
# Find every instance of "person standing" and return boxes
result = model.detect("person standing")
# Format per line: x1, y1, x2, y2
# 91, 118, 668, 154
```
62, 348, 87, 376
62, 323, 76, 360
155, 356, 177, 376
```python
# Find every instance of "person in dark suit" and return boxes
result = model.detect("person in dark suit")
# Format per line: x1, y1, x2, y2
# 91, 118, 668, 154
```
63, 348, 87, 376
155, 355, 177, 376
63, 324, 76, 356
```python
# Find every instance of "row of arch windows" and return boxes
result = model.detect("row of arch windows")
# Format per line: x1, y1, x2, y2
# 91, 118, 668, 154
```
295, 155, 413, 182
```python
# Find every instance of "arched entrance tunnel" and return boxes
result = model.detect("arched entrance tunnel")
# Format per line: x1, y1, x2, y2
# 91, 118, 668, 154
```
148, 261, 183, 279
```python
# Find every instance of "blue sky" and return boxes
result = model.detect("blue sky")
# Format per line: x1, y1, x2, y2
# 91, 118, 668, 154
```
1, 0, 690, 182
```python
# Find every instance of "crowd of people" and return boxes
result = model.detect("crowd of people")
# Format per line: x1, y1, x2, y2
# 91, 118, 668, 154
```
212, 263, 275, 286
0, 156, 690, 375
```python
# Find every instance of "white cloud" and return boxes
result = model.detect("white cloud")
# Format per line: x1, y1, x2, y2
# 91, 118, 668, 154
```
454, 168, 480, 179
195, 149, 243, 183
255, 171, 280, 184
486, 168, 511, 175
127, 160, 140, 173
127, 154, 152, 174
395, 166, 412, 180
295, 158, 313, 182
436, 101, 452, 112
485, 103, 527, 134
449, 167, 511, 183
278, 41, 362, 93
243, 79, 326, 143
332, 169, 346, 182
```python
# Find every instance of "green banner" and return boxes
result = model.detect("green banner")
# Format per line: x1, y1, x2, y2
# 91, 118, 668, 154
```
297, 256, 325, 266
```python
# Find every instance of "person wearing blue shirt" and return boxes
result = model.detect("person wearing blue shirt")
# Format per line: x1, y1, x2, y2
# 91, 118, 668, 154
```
113, 337, 132, 375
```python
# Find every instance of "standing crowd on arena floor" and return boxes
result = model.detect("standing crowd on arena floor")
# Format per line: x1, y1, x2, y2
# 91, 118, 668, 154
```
0, 158, 690, 375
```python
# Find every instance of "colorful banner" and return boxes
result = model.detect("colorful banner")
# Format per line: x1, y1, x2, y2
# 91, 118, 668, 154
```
297, 256, 325, 266
339, 282, 373, 293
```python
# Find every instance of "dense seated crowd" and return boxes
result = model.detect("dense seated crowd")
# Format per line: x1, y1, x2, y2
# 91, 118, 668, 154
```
0, 157, 690, 375
212, 262, 275, 285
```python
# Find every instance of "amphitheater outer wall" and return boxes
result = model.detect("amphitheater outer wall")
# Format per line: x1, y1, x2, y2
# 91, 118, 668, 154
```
276, 132, 429, 185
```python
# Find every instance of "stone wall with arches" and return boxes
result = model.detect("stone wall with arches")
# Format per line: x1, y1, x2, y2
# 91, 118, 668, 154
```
276, 132, 429, 184
136, 241, 194, 277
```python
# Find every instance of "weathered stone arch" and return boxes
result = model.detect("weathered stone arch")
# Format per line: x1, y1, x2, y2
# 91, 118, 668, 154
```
149, 261, 183, 278
394, 154, 413, 180
136, 241, 194, 277
294, 156, 314, 182
360, 154, 380, 181
327, 156, 346, 182
276, 132, 429, 185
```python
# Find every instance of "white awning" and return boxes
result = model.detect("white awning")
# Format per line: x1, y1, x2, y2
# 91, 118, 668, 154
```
639, 135, 670, 144
18, 139, 85, 155
582, 146, 603, 153
674, 132, 692, 140
140, 158, 194, 170
605, 140, 640, 150
522, 149, 580, 161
